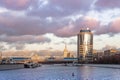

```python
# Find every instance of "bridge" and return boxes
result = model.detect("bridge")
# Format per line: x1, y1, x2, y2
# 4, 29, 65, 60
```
39, 58, 79, 64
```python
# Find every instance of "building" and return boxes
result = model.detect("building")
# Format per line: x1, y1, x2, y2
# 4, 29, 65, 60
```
63, 44, 73, 58
10, 57, 31, 64
104, 49, 118, 56
1, 52, 41, 64
63, 44, 69, 58
77, 28, 93, 62
93, 50, 104, 61
30, 53, 41, 63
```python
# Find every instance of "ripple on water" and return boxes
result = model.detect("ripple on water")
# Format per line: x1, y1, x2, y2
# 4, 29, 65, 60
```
0, 65, 120, 80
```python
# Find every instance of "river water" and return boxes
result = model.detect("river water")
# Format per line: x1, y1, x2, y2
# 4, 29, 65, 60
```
0, 64, 120, 80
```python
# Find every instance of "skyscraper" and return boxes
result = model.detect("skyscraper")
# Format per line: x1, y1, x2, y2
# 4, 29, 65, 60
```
77, 28, 93, 62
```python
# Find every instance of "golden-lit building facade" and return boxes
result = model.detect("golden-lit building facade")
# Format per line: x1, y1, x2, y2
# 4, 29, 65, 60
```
77, 28, 93, 62
31, 54, 41, 63
63, 44, 69, 58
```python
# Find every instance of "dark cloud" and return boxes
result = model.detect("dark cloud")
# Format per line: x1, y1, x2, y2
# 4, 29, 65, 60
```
94, 25, 110, 35
0, 12, 120, 38
0, 0, 119, 41
0, 0, 94, 17
54, 17, 99, 37
0, 0, 119, 51
0, 35, 51, 44
0, 0, 35, 10
0, 13, 50, 35
94, 18, 120, 35
27, 0, 94, 18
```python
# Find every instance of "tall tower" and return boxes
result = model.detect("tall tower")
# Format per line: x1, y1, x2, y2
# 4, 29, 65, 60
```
63, 44, 69, 58
77, 28, 93, 62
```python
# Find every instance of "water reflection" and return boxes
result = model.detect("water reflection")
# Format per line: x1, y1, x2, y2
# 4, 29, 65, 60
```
0, 65, 120, 80
76, 66, 120, 80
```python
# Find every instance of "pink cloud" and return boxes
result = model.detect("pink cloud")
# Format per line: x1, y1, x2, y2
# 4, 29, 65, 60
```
95, 0, 120, 9
110, 18, 120, 33
0, 0, 33, 10
0, 10, 120, 38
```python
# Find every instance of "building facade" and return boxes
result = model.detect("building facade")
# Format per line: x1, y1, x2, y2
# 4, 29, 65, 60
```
63, 44, 69, 58
77, 28, 93, 62
104, 49, 118, 56
63, 44, 73, 58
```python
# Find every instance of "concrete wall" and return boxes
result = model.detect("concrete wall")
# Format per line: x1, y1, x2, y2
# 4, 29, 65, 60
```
0, 64, 24, 70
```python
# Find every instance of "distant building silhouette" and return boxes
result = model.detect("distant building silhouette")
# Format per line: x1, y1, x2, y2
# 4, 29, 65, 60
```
77, 28, 93, 62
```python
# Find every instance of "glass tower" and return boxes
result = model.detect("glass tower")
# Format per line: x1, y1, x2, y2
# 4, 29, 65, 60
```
77, 28, 93, 62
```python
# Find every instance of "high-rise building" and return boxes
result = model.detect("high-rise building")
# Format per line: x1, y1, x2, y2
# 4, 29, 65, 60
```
77, 28, 93, 62
63, 44, 69, 58
63, 44, 74, 58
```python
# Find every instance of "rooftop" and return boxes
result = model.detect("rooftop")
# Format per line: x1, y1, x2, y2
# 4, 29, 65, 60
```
80, 28, 91, 32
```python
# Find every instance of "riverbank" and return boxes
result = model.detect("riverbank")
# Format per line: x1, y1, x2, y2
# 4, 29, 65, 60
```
61, 63, 120, 69
0, 64, 119, 80
0, 64, 24, 71
82, 64, 120, 69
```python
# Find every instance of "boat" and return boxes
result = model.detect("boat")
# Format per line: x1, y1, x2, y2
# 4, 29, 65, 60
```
24, 62, 41, 68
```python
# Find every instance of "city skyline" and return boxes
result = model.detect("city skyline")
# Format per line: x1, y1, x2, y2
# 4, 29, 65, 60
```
0, 0, 120, 53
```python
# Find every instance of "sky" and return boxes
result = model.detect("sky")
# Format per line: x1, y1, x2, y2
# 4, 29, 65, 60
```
0, 0, 120, 53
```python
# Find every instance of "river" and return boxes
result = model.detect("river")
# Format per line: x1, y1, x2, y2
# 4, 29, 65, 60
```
0, 64, 120, 80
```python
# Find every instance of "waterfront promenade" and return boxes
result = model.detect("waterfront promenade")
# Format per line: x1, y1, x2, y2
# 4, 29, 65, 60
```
0, 64, 120, 80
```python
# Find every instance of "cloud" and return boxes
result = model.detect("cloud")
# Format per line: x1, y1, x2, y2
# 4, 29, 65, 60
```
0, 11, 120, 38
0, 43, 7, 51
55, 22, 75, 37
9, 43, 25, 50
95, 0, 120, 9
102, 45, 117, 51
0, 0, 120, 39
0, 35, 51, 44
0, 0, 120, 51
0, 0, 34, 10
0, 12, 54, 36
54, 17, 99, 37
27, 0, 94, 18
94, 18, 120, 35
109, 18, 120, 33
0, 0, 95, 17
68, 39, 77, 45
